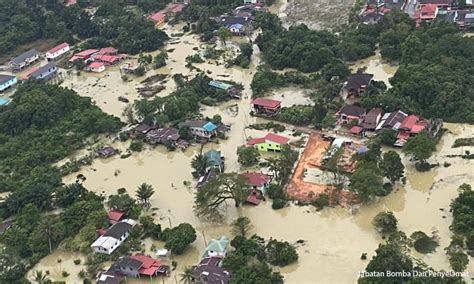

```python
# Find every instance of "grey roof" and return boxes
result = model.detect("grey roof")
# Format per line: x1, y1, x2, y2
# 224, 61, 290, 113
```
0, 74, 16, 85
367, 0, 404, 9
0, 220, 13, 234
192, 257, 231, 284
219, 16, 248, 26
11, 48, 38, 65
339, 105, 366, 117
345, 73, 373, 90
30, 62, 57, 78
104, 221, 132, 239
179, 120, 208, 128
114, 257, 143, 270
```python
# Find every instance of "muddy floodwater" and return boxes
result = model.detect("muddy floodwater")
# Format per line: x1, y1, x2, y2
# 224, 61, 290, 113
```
28, 12, 473, 284
349, 51, 398, 88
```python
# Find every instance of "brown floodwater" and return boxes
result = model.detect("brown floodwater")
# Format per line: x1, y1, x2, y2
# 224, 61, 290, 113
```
349, 51, 398, 87
28, 16, 473, 284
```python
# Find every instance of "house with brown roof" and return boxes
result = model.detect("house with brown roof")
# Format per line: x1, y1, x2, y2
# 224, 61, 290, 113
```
361, 108, 384, 132
337, 105, 366, 124
251, 98, 281, 116
146, 128, 180, 144
192, 257, 231, 284
343, 73, 373, 98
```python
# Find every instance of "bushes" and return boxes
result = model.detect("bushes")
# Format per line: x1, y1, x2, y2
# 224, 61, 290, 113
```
129, 140, 144, 152
160, 223, 197, 255
311, 193, 329, 210
272, 199, 286, 210
237, 146, 260, 167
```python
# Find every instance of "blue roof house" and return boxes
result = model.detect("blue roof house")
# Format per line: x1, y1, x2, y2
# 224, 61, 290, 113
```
204, 149, 225, 173
203, 236, 229, 258
179, 120, 218, 140
0, 75, 17, 92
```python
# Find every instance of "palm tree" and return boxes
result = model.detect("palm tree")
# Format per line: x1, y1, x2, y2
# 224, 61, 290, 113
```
180, 266, 194, 284
136, 183, 155, 208
191, 147, 211, 178
34, 270, 49, 284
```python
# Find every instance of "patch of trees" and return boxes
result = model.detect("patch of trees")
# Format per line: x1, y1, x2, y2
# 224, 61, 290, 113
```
0, 1, 169, 58
0, 82, 121, 218
363, 23, 474, 123
233, 43, 253, 68
350, 143, 404, 201
372, 211, 398, 235
221, 218, 297, 283
446, 183, 473, 272
160, 223, 197, 255
403, 132, 437, 171
452, 138, 474, 148
254, 13, 379, 73
237, 146, 260, 167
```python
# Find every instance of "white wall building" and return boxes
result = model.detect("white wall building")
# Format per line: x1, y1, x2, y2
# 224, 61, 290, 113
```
46, 42, 70, 61
91, 219, 136, 254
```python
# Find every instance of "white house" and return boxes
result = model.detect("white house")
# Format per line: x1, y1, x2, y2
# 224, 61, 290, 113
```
89, 61, 105, 73
91, 219, 136, 254
46, 42, 70, 61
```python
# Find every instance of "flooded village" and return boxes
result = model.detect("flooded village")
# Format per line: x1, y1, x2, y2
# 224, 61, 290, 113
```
0, 0, 473, 284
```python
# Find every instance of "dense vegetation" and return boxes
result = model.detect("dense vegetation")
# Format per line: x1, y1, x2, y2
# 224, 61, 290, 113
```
362, 24, 474, 123
0, 82, 122, 217
0, 0, 168, 60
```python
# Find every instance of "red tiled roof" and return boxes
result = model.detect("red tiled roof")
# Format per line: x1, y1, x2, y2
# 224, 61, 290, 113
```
75, 49, 99, 57
265, 133, 289, 144
149, 11, 166, 22
97, 228, 107, 236
169, 3, 185, 13
350, 126, 363, 134
241, 172, 270, 187
400, 115, 419, 130
89, 61, 105, 69
66, 0, 77, 6
131, 254, 161, 269
247, 137, 266, 145
95, 54, 120, 63
47, 42, 69, 54
108, 210, 124, 223
412, 122, 427, 134
251, 97, 281, 109
246, 194, 261, 205
22, 67, 39, 80
97, 47, 118, 55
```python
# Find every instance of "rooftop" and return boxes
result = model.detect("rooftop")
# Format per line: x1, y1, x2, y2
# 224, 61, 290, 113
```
11, 48, 38, 65
209, 80, 233, 90
104, 221, 132, 239
47, 42, 69, 54
240, 172, 270, 186
338, 105, 366, 117
251, 97, 281, 109
89, 61, 105, 69
345, 73, 374, 90
0, 74, 16, 85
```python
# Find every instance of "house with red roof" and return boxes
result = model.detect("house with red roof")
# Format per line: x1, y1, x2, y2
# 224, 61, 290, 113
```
149, 3, 186, 27
251, 97, 282, 116
416, 4, 439, 22
394, 115, 429, 146
108, 210, 124, 224
69, 49, 99, 62
247, 133, 289, 152
240, 172, 271, 205
46, 42, 70, 61
109, 254, 169, 279
89, 61, 105, 73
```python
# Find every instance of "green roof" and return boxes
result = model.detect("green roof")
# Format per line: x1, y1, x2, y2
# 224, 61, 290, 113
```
209, 80, 233, 90
204, 149, 222, 167
203, 236, 229, 257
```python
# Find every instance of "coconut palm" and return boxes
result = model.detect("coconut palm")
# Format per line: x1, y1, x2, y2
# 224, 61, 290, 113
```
34, 270, 49, 284
191, 147, 211, 178
136, 183, 155, 208
231, 217, 253, 238
180, 266, 194, 283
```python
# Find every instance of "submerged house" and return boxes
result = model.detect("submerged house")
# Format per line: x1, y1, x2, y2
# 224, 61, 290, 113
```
343, 73, 373, 98
375, 110, 408, 131
110, 254, 169, 279
208, 80, 242, 98
10, 48, 39, 71
337, 105, 366, 124
394, 115, 429, 147
361, 108, 384, 132
97, 146, 116, 158
179, 120, 218, 140
46, 42, 70, 61
25, 62, 58, 81
192, 257, 231, 284
0, 75, 17, 92
240, 172, 271, 205
247, 133, 289, 152
204, 149, 225, 173
218, 16, 250, 34
250, 98, 281, 117
203, 236, 230, 258
89, 61, 106, 73
91, 219, 137, 254
146, 128, 180, 145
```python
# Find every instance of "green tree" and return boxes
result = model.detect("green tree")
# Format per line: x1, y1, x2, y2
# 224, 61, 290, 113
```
372, 211, 398, 235
194, 173, 248, 219
154, 51, 168, 69
191, 148, 211, 178
106, 193, 137, 215
33, 270, 50, 284
231, 217, 253, 238
349, 162, 384, 201
265, 239, 298, 266
218, 27, 232, 45
377, 129, 397, 146
179, 126, 193, 141
161, 223, 197, 255
237, 146, 260, 167
403, 133, 436, 166
180, 266, 194, 283
410, 231, 438, 254
380, 151, 404, 184
136, 183, 155, 208
448, 251, 469, 272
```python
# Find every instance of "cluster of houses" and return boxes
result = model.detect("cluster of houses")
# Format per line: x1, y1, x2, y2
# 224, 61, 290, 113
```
337, 105, 443, 146
149, 3, 187, 27
359, 0, 474, 29
216, 4, 265, 35
190, 236, 232, 283
69, 47, 126, 73
208, 80, 242, 98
